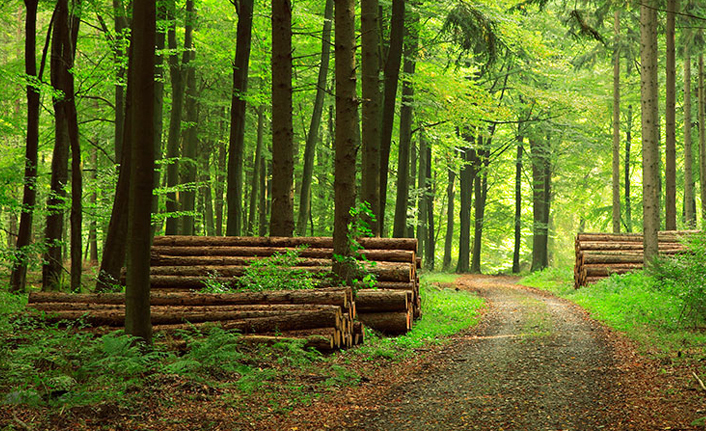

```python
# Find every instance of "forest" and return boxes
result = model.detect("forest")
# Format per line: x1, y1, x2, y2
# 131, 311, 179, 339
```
1, 0, 706, 314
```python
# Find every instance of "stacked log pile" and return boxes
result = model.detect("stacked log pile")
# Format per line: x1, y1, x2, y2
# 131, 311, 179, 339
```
574, 230, 695, 288
26, 289, 360, 351
149, 236, 422, 325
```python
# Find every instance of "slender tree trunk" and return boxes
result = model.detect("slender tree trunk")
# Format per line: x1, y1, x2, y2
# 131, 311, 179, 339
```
665, 0, 678, 230
270, 0, 294, 237
456, 137, 475, 273
215, 111, 227, 236
226, 0, 254, 236
530, 136, 551, 272
200, 140, 215, 236
443, 169, 455, 271
392, 14, 419, 238
180, 2, 197, 235
297, 0, 333, 236
113, 0, 128, 162
611, 10, 621, 233
424, 140, 435, 270
164, 0, 187, 235
361, 0, 381, 234
378, 0, 405, 234
512, 136, 523, 273
10, 0, 41, 293
417, 130, 428, 260
88, 147, 98, 262
471, 149, 488, 274
640, 0, 660, 263
333, 0, 357, 283
683, 60, 693, 228
125, 0, 155, 343
698, 54, 706, 229
408, 139, 417, 238
625, 104, 633, 232
152, 1, 166, 235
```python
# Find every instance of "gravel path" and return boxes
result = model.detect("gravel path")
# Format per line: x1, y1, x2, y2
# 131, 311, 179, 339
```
342, 275, 626, 430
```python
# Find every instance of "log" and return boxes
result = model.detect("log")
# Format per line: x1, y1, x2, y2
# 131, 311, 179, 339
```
238, 334, 335, 352
28, 289, 352, 308
575, 241, 685, 251
151, 254, 331, 267
355, 289, 409, 312
28, 302, 340, 314
153, 235, 418, 252
36, 307, 342, 330
583, 264, 643, 277
576, 230, 697, 243
581, 250, 683, 265
357, 311, 411, 335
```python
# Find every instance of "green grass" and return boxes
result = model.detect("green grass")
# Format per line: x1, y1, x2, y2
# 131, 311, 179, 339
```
520, 268, 706, 357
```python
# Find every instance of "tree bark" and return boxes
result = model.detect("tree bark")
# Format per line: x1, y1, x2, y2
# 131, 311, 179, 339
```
270, 0, 295, 237
9, 0, 41, 293
152, 1, 166, 235
378, 0, 405, 234
665, 0, 677, 230
125, 0, 156, 343
443, 169, 455, 271
226, 0, 254, 236
611, 10, 621, 233
215, 110, 227, 236
361, 0, 381, 234
179, 0, 197, 236
333, 0, 357, 283
456, 137, 476, 273
199, 140, 215, 236
417, 129, 428, 261
625, 104, 633, 232
530, 135, 551, 272
684, 51, 695, 227
392, 15, 419, 238
471, 149, 488, 274
424, 141, 435, 270
112, 0, 128, 162
297, 0, 333, 236
512, 133, 523, 273
88, 147, 98, 262
640, 0, 660, 264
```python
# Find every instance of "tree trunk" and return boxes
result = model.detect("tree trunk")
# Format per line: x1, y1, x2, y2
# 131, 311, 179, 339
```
226, 0, 254, 236
333, 0, 357, 283
270, 0, 295, 237
417, 130, 428, 261
378, 0, 405, 234
640, 0, 660, 264
125, 0, 156, 343
9, 0, 41, 293
361, 0, 381, 234
297, 0, 333, 236
665, 0, 677, 230
611, 10, 621, 233
700, 54, 706, 224
443, 169, 455, 271
625, 104, 633, 232
530, 136, 551, 272
471, 149, 488, 274
215, 111, 227, 236
684, 51, 695, 227
200, 140, 215, 236
113, 0, 128, 162
179, 0, 197, 236
259, 135, 269, 236
456, 137, 475, 273
392, 15, 419, 239
512, 136, 523, 273
424, 141, 435, 270
152, 1, 166, 235
88, 148, 98, 262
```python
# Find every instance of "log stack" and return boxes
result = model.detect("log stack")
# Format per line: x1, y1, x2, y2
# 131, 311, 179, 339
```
26, 289, 360, 351
149, 235, 422, 322
573, 230, 696, 288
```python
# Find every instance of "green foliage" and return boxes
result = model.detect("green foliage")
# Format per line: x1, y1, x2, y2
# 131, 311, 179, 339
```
235, 247, 318, 292
650, 233, 706, 325
332, 202, 378, 289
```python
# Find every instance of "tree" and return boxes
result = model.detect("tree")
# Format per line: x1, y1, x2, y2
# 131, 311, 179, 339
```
179, 0, 198, 236
124, 0, 156, 342
443, 168, 455, 271
297, 0, 333, 236
664, 0, 677, 230
640, 0, 660, 263
530, 133, 551, 272
270, 0, 294, 237
683, 41, 695, 227
9, 0, 41, 293
333, 0, 357, 283
456, 137, 475, 273
611, 10, 620, 233
512, 134, 523, 273
360, 0, 381, 234
226, 0, 254, 237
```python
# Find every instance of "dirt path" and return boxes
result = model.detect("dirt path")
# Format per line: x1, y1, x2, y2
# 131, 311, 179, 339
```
341, 275, 626, 430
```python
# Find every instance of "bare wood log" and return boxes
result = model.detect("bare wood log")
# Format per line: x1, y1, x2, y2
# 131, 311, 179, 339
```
355, 289, 409, 312
357, 311, 410, 335
28, 289, 352, 308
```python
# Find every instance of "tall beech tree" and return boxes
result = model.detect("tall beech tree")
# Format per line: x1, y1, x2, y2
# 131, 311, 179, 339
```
611, 10, 620, 233
9, 0, 41, 293
226, 0, 254, 236
333, 0, 357, 283
683, 43, 695, 227
456, 136, 476, 273
443, 168, 455, 271
124, 0, 156, 342
640, 0, 660, 263
179, 2, 198, 236
530, 134, 552, 272
664, 0, 677, 230
270, 0, 294, 237
297, 0, 333, 236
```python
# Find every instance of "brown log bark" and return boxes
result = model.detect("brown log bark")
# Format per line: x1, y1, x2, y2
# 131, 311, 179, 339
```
576, 231, 697, 243
151, 246, 414, 263
583, 265, 643, 277
153, 235, 417, 251
576, 241, 684, 251
355, 289, 410, 312
582, 250, 682, 265
357, 311, 410, 335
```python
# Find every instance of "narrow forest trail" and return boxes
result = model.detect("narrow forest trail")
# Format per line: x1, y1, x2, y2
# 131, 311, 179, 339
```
340, 275, 628, 430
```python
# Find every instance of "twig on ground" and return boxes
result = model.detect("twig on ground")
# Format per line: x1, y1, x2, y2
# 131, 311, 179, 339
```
693, 372, 706, 392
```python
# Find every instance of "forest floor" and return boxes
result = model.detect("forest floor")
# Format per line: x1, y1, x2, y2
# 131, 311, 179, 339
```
3, 275, 705, 430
